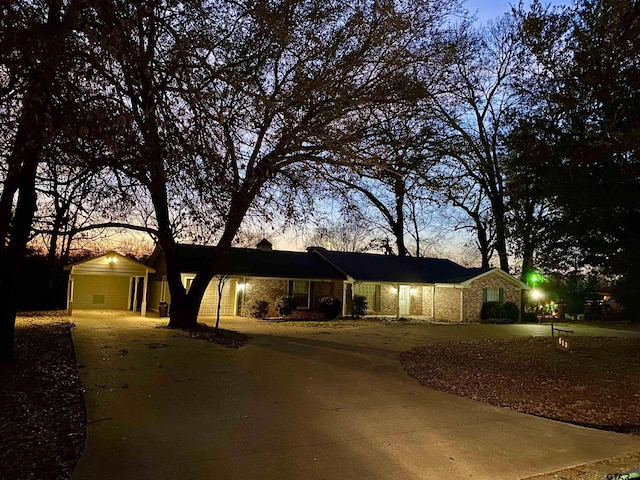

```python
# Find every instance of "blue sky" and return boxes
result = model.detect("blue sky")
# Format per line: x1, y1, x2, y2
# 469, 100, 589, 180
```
466, 0, 573, 24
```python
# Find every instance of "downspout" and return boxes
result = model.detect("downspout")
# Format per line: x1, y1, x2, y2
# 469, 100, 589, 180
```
459, 288, 464, 323
396, 283, 400, 319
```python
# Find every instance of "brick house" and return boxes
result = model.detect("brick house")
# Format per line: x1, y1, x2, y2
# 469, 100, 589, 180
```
146, 241, 527, 322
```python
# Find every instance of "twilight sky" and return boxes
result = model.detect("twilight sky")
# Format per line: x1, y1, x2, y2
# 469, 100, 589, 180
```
466, 0, 573, 24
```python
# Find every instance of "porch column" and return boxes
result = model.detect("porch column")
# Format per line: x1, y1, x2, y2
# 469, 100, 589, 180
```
141, 270, 149, 317
127, 277, 134, 311
67, 273, 74, 315
342, 281, 347, 317
132, 277, 139, 313
431, 285, 436, 319
396, 283, 400, 319
459, 288, 464, 322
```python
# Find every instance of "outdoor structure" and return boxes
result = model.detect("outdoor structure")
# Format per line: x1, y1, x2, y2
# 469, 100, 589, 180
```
146, 242, 527, 322
64, 251, 156, 316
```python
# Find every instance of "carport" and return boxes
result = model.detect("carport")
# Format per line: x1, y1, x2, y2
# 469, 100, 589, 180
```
65, 251, 155, 316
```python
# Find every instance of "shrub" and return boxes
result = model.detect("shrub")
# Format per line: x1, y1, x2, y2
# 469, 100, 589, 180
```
275, 295, 297, 316
481, 301, 506, 321
249, 300, 269, 319
318, 297, 342, 319
352, 295, 368, 318
504, 301, 520, 323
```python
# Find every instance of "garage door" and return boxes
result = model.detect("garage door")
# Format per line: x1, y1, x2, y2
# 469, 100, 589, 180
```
200, 278, 237, 316
73, 275, 130, 310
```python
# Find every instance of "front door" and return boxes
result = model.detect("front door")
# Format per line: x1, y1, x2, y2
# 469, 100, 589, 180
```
399, 285, 410, 316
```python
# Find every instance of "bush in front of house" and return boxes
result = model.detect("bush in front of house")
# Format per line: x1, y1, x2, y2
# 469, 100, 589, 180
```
351, 295, 368, 318
249, 300, 270, 319
504, 301, 520, 322
481, 301, 519, 324
318, 297, 342, 319
481, 301, 505, 321
275, 296, 297, 316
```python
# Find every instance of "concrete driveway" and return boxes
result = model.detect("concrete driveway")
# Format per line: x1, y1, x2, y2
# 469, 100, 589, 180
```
70, 314, 640, 479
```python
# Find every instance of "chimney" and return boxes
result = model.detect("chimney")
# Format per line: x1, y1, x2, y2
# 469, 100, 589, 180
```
256, 238, 273, 251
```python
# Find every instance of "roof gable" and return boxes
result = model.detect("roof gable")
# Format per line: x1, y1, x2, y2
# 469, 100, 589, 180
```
459, 268, 529, 288
65, 251, 155, 275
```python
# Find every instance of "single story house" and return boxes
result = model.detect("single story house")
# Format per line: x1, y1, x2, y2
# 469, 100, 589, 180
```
143, 241, 527, 322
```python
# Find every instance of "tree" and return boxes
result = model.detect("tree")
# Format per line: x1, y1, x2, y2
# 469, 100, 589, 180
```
428, 15, 523, 272
318, 106, 443, 256
515, 0, 640, 317
91, 0, 464, 329
0, 0, 89, 361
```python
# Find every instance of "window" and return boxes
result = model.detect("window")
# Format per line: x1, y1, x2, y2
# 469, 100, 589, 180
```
289, 281, 311, 309
483, 287, 503, 303
354, 283, 382, 312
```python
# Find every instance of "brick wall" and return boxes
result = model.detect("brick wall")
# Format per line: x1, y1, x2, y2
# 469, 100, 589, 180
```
434, 286, 462, 322
462, 271, 522, 322
422, 285, 434, 319
410, 287, 424, 316
239, 278, 345, 318
380, 285, 398, 315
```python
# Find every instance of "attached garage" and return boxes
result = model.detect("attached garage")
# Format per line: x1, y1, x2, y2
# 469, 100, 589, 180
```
182, 275, 238, 316
65, 251, 156, 316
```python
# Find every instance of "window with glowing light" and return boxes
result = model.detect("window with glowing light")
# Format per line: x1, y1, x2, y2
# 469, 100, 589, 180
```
354, 283, 381, 312
482, 287, 503, 303
289, 281, 311, 309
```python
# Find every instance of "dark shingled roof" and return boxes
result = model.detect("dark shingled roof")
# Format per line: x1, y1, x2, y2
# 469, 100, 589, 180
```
175, 244, 347, 280
309, 248, 490, 284
160, 244, 492, 284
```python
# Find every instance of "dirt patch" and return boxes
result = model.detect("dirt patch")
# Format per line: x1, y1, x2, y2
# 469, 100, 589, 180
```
0, 316, 86, 480
400, 336, 640, 434
161, 323, 250, 349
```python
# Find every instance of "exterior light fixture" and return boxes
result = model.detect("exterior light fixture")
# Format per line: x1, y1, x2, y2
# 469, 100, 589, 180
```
237, 283, 246, 292
107, 255, 117, 265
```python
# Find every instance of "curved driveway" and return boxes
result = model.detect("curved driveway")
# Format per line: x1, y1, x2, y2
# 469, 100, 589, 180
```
70, 314, 640, 479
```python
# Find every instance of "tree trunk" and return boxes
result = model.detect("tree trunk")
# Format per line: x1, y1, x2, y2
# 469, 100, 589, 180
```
393, 176, 409, 257
491, 198, 510, 273
0, 113, 45, 362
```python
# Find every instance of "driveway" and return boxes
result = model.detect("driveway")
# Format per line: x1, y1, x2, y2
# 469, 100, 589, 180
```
70, 314, 640, 479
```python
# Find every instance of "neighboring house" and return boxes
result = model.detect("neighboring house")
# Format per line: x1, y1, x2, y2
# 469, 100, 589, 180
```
64, 251, 156, 316
145, 241, 527, 322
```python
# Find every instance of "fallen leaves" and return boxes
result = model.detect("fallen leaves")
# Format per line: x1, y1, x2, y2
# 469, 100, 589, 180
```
0, 317, 86, 480
400, 336, 640, 434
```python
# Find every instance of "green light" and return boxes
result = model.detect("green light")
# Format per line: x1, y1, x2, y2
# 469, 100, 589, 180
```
527, 271, 543, 287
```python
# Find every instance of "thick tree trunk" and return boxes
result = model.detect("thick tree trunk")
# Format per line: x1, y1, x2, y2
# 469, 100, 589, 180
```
0, 117, 44, 362
491, 198, 510, 273
393, 176, 409, 257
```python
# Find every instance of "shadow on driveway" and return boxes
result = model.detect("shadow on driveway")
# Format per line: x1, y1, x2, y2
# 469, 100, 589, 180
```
70, 316, 640, 480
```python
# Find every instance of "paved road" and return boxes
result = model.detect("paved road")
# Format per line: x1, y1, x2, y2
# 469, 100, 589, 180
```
70, 314, 640, 479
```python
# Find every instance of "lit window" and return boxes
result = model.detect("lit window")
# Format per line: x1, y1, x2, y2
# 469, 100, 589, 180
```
289, 281, 311, 309
483, 287, 503, 303
354, 283, 382, 312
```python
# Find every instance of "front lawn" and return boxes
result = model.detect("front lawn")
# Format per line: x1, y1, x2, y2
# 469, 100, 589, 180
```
401, 336, 640, 434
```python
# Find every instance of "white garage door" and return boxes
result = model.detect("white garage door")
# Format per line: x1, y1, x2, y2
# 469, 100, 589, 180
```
73, 275, 130, 310
199, 278, 237, 316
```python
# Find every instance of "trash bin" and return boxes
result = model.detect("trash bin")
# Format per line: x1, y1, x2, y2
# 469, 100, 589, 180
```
158, 302, 169, 317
